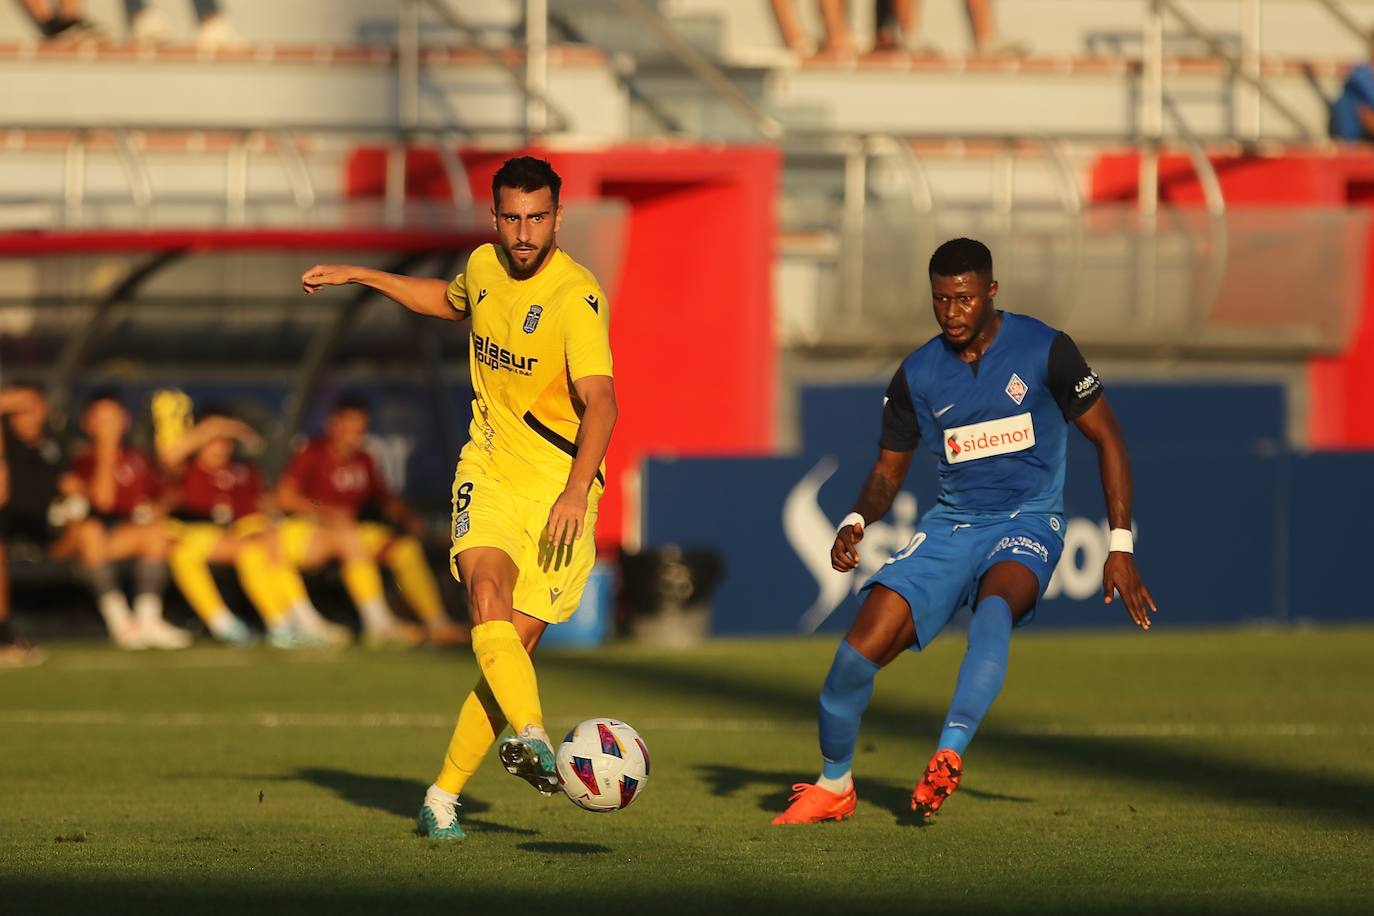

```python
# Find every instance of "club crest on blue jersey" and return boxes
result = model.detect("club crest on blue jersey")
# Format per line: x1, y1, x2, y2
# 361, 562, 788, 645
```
1005, 373, 1028, 405
523, 304, 543, 333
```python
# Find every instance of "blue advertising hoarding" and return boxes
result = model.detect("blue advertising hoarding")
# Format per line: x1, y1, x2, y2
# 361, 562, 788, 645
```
643, 383, 1371, 636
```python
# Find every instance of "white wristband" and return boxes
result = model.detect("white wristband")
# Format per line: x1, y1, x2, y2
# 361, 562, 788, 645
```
838, 512, 865, 533
1108, 527, 1134, 554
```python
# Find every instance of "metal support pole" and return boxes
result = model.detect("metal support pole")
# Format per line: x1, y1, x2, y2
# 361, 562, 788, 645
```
1140, 0, 1165, 149
225, 133, 248, 227
398, 0, 421, 132
1137, 4, 1163, 329
841, 140, 868, 319
63, 131, 86, 227
525, 0, 549, 142
992, 143, 1015, 217
385, 142, 407, 227
1238, 0, 1262, 141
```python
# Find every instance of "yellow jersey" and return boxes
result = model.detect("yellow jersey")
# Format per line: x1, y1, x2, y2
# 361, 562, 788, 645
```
446, 243, 613, 491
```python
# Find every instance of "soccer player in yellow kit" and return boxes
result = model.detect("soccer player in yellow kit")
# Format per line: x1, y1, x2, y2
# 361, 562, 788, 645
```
301, 156, 617, 840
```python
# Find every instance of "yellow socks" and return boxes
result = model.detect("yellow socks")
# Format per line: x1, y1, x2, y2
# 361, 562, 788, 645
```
169, 539, 229, 626
435, 680, 505, 795
233, 540, 291, 629
469, 620, 543, 737
386, 536, 446, 623
342, 559, 394, 631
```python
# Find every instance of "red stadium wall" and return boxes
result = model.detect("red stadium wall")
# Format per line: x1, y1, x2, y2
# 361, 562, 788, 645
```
346, 144, 780, 546
1090, 150, 1374, 449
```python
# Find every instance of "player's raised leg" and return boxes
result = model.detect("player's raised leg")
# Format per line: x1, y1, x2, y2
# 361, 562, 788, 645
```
419, 612, 546, 839
774, 584, 915, 825
913, 560, 1037, 819
457, 546, 558, 795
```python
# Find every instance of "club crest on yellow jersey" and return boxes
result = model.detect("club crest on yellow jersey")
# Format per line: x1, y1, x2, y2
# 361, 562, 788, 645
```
523, 305, 543, 334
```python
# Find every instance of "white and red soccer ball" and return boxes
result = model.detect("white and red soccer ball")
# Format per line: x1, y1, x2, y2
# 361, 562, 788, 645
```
556, 718, 650, 812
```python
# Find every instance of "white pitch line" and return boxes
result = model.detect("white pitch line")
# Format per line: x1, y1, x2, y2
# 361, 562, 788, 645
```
0, 710, 1371, 738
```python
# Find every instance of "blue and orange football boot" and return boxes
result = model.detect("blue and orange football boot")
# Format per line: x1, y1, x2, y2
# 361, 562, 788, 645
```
911, 748, 963, 819
771, 782, 857, 825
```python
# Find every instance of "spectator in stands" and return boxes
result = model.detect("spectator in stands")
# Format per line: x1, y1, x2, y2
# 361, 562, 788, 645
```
771, 1, 1015, 58
769, 0, 855, 59
0, 384, 65, 665
1331, 50, 1374, 142
276, 396, 468, 648
875, 0, 1010, 55
123, 0, 242, 50
154, 391, 349, 648
69, 390, 190, 649
13, 0, 102, 41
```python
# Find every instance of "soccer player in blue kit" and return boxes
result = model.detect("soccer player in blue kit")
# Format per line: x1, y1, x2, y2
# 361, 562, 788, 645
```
774, 238, 1157, 825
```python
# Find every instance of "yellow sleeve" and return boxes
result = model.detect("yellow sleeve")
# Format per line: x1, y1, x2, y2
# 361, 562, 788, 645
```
564, 286, 613, 381
445, 273, 468, 316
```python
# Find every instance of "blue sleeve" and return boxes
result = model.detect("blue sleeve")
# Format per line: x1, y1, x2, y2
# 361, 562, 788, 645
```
1348, 64, 1374, 106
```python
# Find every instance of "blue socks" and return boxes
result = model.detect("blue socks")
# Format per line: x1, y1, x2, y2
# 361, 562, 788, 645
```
818, 641, 881, 778
936, 595, 1013, 756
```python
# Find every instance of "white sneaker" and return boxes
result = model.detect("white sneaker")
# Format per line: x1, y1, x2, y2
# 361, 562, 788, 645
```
139, 617, 193, 650
362, 620, 425, 650
108, 619, 146, 650
130, 8, 171, 44
195, 16, 245, 52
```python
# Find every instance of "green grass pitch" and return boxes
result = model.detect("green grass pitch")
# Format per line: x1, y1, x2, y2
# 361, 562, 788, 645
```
3, 625, 1373, 914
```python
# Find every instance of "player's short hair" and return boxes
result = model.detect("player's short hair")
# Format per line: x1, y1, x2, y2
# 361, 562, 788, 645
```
84, 387, 124, 410
329, 393, 370, 416
492, 156, 562, 208
929, 238, 994, 282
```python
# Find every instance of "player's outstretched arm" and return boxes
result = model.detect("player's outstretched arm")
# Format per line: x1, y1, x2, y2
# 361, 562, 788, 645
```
1073, 396, 1158, 631
832, 448, 914, 573
300, 264, 460, 321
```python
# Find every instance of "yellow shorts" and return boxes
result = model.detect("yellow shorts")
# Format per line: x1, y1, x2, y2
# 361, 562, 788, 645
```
449, 458, 601, 625
166, 520, 225, 558
166, 514, 272, 557
279, 517, 398, 567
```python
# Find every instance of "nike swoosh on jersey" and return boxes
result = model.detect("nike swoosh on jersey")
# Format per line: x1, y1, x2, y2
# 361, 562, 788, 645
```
934, 404, 955, 418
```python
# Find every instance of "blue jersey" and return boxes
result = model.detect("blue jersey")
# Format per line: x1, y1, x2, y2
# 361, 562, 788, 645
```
878, 312, 1102, 516
1331, 63, 1374, 140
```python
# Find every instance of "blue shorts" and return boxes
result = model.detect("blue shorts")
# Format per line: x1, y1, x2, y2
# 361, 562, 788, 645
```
861, 505, 1065, 650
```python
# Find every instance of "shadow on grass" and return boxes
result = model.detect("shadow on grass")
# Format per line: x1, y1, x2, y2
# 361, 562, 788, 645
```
517, 841, 612, 854
539, 651, 1374, 830
696, 763, 918, 824
291, 767, 538, 837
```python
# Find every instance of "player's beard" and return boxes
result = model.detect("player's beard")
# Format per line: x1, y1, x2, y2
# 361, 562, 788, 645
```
504, 238, 555, 280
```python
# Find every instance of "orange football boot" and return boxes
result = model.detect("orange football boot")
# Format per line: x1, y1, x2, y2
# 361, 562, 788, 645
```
771, 782, 857, 825
911, 748, 963, 819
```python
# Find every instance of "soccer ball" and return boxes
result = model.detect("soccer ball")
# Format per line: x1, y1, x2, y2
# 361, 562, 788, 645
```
555, 718, 650, 812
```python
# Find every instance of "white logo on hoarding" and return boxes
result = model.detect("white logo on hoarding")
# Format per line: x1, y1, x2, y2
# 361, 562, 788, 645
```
943, 413, 1035, 464
783, 456, 918, 633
